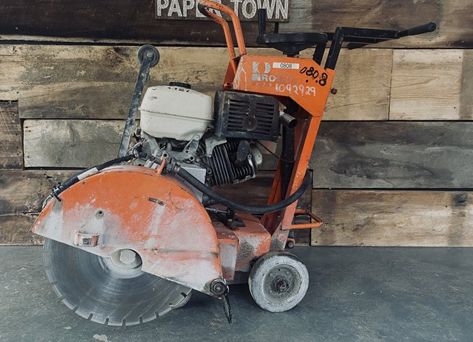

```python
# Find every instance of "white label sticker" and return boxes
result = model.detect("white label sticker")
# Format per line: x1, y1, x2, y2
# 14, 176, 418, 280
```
272, 62, 300, 70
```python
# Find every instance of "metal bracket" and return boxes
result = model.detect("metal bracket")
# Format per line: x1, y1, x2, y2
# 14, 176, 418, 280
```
73, 232, 99, 247
118, 45, 160, 157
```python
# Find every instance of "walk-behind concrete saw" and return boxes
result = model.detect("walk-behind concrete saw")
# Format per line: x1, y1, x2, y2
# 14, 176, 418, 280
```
33, 0, 436, 326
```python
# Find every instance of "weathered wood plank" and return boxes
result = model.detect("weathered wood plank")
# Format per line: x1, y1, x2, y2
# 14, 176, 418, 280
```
323, 49, 392, 120
23, 120, 124, 168
0, 0, 258, 46
0, 101, 22, 168
0, 45, 391, 121
0, 0, 469, 48
24, 120, 473, 187
312, 190, 473, 247
311, 122, 473, 189
390, 50, 473, 120
0, 215, 41, 245
0, 170, 74, 245
0, 45, 260, 119
0, 170, 74, 215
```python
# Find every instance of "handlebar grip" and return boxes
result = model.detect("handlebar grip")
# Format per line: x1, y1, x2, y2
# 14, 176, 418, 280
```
257, 9, 267, 36
399, 22, 437, 37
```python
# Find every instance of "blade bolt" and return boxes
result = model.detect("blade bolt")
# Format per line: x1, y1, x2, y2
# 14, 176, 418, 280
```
209, 279, 228, 297
119, 249, 137, 265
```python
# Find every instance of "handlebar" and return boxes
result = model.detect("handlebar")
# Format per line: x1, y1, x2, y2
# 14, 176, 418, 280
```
200, 1, 437, 72
325, 22, 436, 69
398, 22, 437, 37
198, 0, 247, 58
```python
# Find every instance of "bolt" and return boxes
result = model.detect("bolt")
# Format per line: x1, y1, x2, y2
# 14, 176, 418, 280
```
210, 279, 228, 297
119, 249, 137, 265
286, 239, 295, 249
273, 277, 290, 293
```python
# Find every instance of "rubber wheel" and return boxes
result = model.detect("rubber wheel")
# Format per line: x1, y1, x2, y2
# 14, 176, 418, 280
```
248, 252, 309, 312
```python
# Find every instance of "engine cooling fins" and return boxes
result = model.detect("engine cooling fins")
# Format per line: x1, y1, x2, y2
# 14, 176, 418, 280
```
43, 239, 192, 326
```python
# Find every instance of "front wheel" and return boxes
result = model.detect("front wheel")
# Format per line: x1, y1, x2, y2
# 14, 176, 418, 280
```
248, 252, 309, 312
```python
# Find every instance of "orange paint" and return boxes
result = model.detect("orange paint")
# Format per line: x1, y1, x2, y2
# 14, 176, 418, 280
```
33, 166, 222, 294
200, 1, 334, 248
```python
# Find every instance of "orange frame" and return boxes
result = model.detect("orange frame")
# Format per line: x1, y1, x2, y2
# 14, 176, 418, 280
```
200, 0, 335, 248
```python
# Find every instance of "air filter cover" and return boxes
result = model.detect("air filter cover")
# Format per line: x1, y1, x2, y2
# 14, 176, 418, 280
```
214, 91, 280, 141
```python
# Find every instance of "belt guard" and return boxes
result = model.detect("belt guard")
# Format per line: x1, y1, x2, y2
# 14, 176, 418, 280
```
33, 165, 223, 295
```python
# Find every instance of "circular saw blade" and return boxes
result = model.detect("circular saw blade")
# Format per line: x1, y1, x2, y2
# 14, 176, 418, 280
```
43, 239, 192, 326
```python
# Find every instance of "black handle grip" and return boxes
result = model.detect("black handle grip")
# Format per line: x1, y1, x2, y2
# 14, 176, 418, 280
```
399, 22, 437, 37
257, 8, 267, 36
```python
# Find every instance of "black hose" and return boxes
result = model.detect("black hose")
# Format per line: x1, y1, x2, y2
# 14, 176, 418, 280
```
52, 155, 134, 199
173, 166, 311, 214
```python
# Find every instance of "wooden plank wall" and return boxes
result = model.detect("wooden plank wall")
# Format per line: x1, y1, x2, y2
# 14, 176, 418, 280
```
0, 0, 472, 246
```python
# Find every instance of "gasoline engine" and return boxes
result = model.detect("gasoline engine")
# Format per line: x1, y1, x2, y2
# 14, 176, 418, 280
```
136, 83, 279, 189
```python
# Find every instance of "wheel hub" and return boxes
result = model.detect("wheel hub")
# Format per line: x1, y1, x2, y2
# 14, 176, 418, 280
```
101, 249, 144, 279
273, 276, 291, 293
264, 265, 301, 298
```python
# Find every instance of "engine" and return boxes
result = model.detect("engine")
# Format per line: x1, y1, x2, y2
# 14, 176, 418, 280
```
137, 82, 280, 187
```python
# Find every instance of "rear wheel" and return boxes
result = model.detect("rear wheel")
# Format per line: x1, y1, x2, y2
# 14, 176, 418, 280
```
43, 239, 191, 326
248, 252, 309, 312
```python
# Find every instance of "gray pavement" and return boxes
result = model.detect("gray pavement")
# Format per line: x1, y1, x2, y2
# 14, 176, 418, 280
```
1, 246, 473, 341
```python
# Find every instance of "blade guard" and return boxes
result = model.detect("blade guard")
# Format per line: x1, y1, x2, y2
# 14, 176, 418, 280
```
33, 165, 223, 295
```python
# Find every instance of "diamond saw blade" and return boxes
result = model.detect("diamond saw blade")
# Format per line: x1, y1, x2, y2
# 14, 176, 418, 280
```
43, 239, 192, 326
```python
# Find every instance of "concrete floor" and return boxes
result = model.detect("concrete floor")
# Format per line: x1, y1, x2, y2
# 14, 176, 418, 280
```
1, 247, 473, 342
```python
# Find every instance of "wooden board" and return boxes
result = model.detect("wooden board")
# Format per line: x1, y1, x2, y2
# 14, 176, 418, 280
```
24, 120, 473, 185
323, 49, 392, 120
11, 46, 238, 119
0, 0, 470, 48
0, 170, 74, 215
23, 120, 124, 168
311, 122, 473, 189
0, 170, 74, 245
390, 50, 473, 120
0, 215, 40, 245
311, 190, 473, 247
0, 45, 391, 121
0, 101, 22, 168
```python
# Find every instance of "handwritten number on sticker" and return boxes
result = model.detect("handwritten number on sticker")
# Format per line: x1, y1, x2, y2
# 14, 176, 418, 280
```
319, 73, 328, 86
300, 67, 327, 87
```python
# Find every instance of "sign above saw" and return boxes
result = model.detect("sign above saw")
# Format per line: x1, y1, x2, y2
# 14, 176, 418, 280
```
156, 0, 290, 21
